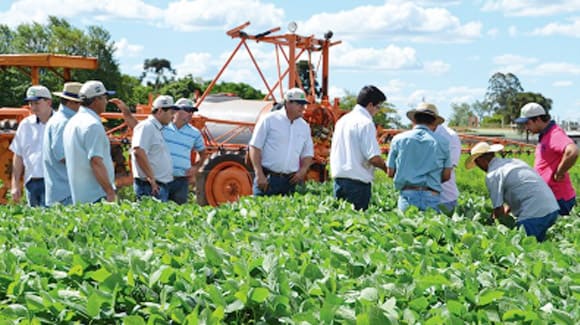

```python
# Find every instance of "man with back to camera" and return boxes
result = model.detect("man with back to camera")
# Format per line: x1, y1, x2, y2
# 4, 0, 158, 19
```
249, 88, 314, 196
131, 95, 177, 201
435, 123, 462, 215
10, 85, 54, 207
63, 80, 117, 204
387, 103, 452, 212
162, 98, 208, 204
515, 102, 579, 215
330, 85, 389, 210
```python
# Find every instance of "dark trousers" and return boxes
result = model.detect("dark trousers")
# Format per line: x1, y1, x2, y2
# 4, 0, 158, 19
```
253, 174, 296, 196
25, 178, 46, 207
168, 177, 189, 204
134, 178, 169, 202
333, 178, 371, 210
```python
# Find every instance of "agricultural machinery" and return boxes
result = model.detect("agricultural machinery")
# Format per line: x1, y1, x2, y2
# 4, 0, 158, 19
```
0, 22, 535, 206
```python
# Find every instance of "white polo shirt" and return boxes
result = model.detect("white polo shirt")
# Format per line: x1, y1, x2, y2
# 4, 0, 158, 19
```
63, 107, 115, 204
330, 105, 381, 184
131, 116, 173, 183
435, 125, 461, 203
10, 114, 49, 183
249, 109, 314, 174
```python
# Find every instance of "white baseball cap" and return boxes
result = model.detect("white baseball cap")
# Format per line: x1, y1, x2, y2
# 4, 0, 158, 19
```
284, 88, 309, 105
515, 102, 547, 123
152, 95, 177, 109
24, 85, 52, 102
175, 98, 198, 111
79, 80, 115, 99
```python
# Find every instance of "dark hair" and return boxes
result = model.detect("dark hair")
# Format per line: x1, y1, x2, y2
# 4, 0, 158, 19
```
81, 97, 97, 106
479, 152, 496, 161
414, 112, 436, 124
531, 114, 551, 123
357, 85, 386, 107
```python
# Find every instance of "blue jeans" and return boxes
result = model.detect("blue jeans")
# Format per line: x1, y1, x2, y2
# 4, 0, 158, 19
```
134, 178, 169, 202
25, 178, 46, 207
333, 178, 371, 210
517, 210, 559, 242
253, 174, 296, 196
398, 189, 440, 212
557, 197, 575, 215
168, 177, 189, 204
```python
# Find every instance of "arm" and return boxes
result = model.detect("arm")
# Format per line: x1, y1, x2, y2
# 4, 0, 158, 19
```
187, 149, 208, 184
554, 143, 579, 181
90, 156, 117, 202
109, 98, 138, 129
291, 156, 313, 184
132, 147, 159, 195
441, 167, 452, 182
369, 155, 388, 173
492, 205, 510, 219
249, 145, 268, 192
10, 154, 24, 203
387, 167, 396, 178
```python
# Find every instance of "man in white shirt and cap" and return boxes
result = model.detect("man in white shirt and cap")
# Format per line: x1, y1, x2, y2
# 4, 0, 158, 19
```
10, 85, 54, 206
249, 88, 314, 196
131, 95, 177, 201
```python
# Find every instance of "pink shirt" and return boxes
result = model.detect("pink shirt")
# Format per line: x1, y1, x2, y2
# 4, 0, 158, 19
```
535, 122, 576, 200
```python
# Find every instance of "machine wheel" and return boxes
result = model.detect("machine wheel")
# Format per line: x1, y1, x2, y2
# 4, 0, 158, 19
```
196, 153, 253, 206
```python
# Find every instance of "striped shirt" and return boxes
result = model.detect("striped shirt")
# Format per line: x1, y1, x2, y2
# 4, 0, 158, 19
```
162, 122, 206, 177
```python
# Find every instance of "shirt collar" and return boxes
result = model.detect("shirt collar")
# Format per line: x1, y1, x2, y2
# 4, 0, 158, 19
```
538, 120, 556, 140
354, 104, 373, 120
413, 124, 432, 132
59, 105, 76, 118
148, 115, 164, 130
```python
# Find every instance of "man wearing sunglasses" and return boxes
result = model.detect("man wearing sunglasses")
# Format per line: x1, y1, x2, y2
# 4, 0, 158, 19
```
162, 98, 207, 204
131, 95, 177, 201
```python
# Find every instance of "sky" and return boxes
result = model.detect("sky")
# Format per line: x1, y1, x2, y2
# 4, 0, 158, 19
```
2, 0, 580, 123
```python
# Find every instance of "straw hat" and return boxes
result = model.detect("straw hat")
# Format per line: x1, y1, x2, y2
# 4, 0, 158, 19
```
465, 142, 504, 169
53, 82, 83, 102
406, 102, 445, 125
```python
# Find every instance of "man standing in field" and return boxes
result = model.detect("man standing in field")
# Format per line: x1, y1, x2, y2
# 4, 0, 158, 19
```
162, 98, 207, 204
435, 124, 462, 214
63, 80, 117, 204
465, 142, 560, 241
132, 95, 176, 201
10, 85, 54, 207
43, 82, 83, 206
387, 103, 452, 212
515, 102, 579, 215
330, 85, 388, 210
249, 88, 314, 196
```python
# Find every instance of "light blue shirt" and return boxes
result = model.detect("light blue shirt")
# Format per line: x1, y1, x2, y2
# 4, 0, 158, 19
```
486, 157, 559, 221
43, 105, 76, 205
162, 122, 205, 177
387, 125, 451, 192
63, 107, 115, 204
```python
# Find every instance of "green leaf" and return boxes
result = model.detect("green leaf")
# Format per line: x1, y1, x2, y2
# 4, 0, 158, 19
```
86, 293, 103, 318
204, 245, 223, 266
250, 287, 270, 303
532, 261, 543, 277
477, 290, 504, 306
446, 300, 465, 316
304, 263, 324, 280
68, 264, 84, 277
409, 297, 429, 312
225, 300, 245, 313
123, 315, 146, 325
359, 287, 378, 302
89, 268, 112, 283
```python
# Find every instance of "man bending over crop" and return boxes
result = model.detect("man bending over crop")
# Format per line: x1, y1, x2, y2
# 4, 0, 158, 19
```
466, 142, 560, 242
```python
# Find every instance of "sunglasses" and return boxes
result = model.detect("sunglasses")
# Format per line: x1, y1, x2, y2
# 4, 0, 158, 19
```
181, 107, 197, 113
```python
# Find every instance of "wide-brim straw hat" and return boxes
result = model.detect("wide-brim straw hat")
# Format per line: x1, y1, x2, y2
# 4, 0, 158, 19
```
406, 102, 445, 125
465, 142, 504, 169
53, 82, 83, 102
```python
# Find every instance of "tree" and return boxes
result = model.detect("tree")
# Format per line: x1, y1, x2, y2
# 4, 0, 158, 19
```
471, 100, 492, 123
448, 102, 474, 127
507, 92, 552, 121
140, 58, 176, 92
339, 92, 402, 128
296, 60, 320, 99
484, 72, 524, 123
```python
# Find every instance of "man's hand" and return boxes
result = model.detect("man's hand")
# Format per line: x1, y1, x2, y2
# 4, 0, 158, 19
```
10, 187, 21, 203
290, 169, 307, 184
256, 172, 269, 192
149, 179, 160, 196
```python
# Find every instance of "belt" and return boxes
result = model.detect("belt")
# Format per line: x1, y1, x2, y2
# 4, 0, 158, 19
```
403, 185, 439, 194
28, 177, 44, 181
173, 176, 189, 180
262, 167, 295, 177
135, 178, 169, 186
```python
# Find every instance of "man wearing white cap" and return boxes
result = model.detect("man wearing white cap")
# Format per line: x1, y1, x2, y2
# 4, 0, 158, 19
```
10, 85, 54, 206
465, 142, 560, 242
162, 98, 207, 204
63, 80, 117, 204
515, 102, 579, 215
249, 88, 314, 196
330, 85, 389, 210
43, 82, 83, 206
387, 102, 452, 212
131, 95, 177, 201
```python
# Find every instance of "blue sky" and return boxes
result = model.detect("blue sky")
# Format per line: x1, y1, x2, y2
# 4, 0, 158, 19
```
2, 0, 580, 122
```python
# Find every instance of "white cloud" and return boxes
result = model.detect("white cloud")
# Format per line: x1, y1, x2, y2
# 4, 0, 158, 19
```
332, 43, 422, 70
114, 38, 144, 58
487, 28, 499, 38
300, 1, 481, 43
175, 52, 213, 77
532, 18, 580, 37
553, 80, 573, 87
328, 86, 347, 99
481, 0, 580, 17
508, 26, 518, 37
492, 54, 580, 76
424, 60, 450, 75
493, 54, 539, 66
